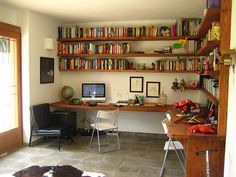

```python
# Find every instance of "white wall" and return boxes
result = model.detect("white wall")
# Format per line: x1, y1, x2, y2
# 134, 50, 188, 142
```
61, 21, 205, 133
224, 0, 236, 176
0, 4, 17, 25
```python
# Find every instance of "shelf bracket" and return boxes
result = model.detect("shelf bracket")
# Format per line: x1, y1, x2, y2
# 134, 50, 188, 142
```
219, 48, 236, 65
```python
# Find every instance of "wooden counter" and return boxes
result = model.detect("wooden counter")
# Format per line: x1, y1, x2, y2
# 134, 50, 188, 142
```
51, 101, 173, 112
166, 110, 225, 177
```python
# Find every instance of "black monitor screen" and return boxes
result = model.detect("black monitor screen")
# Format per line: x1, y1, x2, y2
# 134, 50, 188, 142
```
82, 83, 105, 98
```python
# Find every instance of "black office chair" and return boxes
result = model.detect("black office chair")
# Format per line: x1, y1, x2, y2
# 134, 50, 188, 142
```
29, 103, 72, 150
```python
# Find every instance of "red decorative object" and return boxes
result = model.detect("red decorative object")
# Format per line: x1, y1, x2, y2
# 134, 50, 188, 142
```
174, 99, 197, 115
188, 124, 216, 133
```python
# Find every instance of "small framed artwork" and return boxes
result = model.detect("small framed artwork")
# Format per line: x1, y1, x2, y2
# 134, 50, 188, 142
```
130, 77, 143, 92
146, 82, 161, 98
40, 57, 54, 84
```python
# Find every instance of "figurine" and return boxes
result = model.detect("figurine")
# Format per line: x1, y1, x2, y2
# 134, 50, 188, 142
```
179, 79, 186, 92
171, 78, 179, 91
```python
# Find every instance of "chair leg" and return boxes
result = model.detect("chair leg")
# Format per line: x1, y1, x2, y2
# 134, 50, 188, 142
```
29, 125, 33, 147
58, 136, 60, 151
160, 138, 171, 177
116, 129, 120, 150
89, 128, 95, 147
97, 129, 101, 152
171, 139, 185, 172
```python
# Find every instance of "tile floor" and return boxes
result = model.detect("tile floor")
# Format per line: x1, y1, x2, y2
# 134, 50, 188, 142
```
0, 133, 184, 177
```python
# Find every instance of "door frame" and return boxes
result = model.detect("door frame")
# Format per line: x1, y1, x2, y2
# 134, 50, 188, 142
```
0, 22, 23, 154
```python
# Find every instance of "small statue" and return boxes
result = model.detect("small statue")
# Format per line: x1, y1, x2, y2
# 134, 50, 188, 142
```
171, 78, 179, 91
179, 79, 186, 92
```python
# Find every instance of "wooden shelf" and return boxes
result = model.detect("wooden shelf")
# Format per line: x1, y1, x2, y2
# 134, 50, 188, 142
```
57, 53, 195, 57
51, 101, 173, 113
196, 40, 220, 56
59, 69, 199, 73
57, 36, 197, 42
202, 88, 219, 106
201, 70, 219, 79
197, 8, 221, 38
176, 87, 201, 90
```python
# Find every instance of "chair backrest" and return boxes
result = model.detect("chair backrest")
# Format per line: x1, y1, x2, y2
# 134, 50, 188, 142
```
96, 109, 119, 125
30, 103, 51, 131
96, 109, 119, 119
161, 118, 169, 134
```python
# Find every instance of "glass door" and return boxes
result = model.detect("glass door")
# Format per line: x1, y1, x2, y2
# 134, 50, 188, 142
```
0, 22, 22, 155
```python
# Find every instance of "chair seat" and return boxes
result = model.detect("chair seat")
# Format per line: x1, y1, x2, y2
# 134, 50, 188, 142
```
36, 124, 69, 136
91, 123, 117, 131
164, 140, 184, 150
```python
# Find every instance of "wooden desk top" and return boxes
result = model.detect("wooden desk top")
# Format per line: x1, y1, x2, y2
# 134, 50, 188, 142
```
51, 101, 173, 112
166, 110, 225, 140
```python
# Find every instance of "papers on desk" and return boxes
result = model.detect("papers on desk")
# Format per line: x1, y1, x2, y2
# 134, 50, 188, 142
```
97, 102, 110, 105
116, 100, 129, 106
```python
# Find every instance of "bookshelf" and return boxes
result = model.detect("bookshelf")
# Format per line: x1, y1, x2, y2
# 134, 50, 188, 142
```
202, 88, 219, 106
57, 36, 197, 42
59, 68, 199, 73
196, 40, 220, 55
57, 53, 195, 57
196, 8, 221, 38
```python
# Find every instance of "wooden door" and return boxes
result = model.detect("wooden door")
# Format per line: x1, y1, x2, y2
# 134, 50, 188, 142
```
0, 22, 23, 154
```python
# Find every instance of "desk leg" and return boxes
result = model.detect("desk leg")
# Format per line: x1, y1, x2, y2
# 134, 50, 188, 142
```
185, 137, 225, 177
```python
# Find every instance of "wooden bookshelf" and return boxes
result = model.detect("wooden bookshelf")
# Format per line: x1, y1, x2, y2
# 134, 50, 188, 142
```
196, 40, 220, 56
176, 87, 201, 91
197, 8, 221, 38
59, 68, 199, 74
57, 53, 196, 57
202, 88, 219, 106
201, 70, 219, 79
57, 36, 197, 42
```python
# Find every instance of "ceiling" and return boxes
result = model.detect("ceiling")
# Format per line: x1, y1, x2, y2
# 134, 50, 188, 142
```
1, 0, 205, 23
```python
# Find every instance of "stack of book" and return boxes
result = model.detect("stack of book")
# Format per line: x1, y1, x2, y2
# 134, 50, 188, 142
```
176, 18, 201, 36
60, 58, 129, 70
155, 58, 203, 71
57, 20, 200, 39
58, 42, 130, 55
202, 78, 219, 99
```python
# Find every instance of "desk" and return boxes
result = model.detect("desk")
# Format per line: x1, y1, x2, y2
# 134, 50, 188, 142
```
167, 110, 225, 177
51, 101, 173, 112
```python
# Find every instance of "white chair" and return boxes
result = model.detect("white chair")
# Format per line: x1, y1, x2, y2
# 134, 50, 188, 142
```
160, 117, 185, 177
89, 109, 120, 152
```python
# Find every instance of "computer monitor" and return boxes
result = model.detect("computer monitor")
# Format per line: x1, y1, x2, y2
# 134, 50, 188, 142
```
82, 83, 106, 101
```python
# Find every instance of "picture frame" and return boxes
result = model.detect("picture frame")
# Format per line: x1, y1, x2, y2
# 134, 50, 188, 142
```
146, 82, 160, 98
40, 57, 54, 84
130, 77, 143, 92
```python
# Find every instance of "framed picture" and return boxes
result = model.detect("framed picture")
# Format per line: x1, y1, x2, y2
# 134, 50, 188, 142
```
146, 82, 160, 98
40, 57, 54, 84
130, 77, 143, 92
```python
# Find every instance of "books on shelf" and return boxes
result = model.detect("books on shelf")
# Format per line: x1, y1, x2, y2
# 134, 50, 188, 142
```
176, 18, 201, 36
59, 57, 203, 72
155, 58, 203, 71
57, 19, 200, 40
202, 77, 219, 99
60, 58, 129, 70
58, 42, 130, 55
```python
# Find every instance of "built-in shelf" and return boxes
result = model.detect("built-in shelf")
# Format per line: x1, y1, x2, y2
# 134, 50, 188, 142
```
197, 40, 220, 56
202, 88, 219, 106
59, 69, 199, 73
197, 8, 221, 38
57, 53, 196, 57
57, 36, 197, 42
176, 87, 201, 91
201, 70, 219, 79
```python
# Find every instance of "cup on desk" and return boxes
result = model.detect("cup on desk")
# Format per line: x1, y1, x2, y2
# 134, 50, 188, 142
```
129, 99, 135, 105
